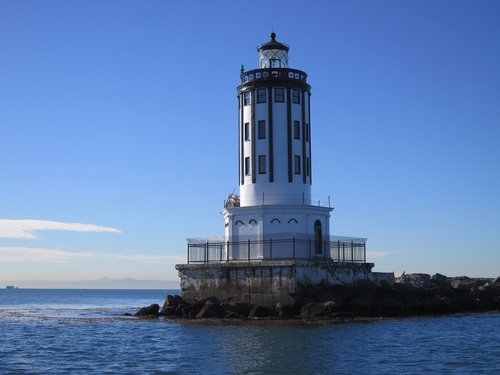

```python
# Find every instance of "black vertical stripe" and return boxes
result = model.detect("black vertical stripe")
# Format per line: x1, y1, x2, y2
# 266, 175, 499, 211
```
268, 87, 274, 182
251, 90, 256, 184
301, 90, 306, 184
287, 87, 292, 183
240, 93, 244, 186
308, 91, 312, 185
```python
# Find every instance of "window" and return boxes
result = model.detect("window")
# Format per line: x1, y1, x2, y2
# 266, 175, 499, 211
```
244, 157, 250, 176
270, 59, 281, 68
244, 91, 251, 106
305, 123, 310, 142
292, 89, 300, 104
258, 120, 266, 139
274, 88, 284, 102
257, 88, 266, 103
294, 155, 301, 175
306, 157, 310, 176
244, 122, 250, 141
294, 121, 300, 140
258, 155, 266, 174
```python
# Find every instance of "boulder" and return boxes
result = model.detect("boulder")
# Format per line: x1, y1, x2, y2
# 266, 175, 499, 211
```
224, 311, 245, 319
135, 304, 160, 317
195, 300, 226, 319
275, 303, 293, 318
399, 273, 431, 288
248, 305, 274, 318
300, 301, 336, 319
222, 302, 252, 317
182, 296, 219, 318
160, 294, 187, 316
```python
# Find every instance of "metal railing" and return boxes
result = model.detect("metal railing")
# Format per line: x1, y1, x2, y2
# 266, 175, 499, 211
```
224, 193, 332, 208
186, 237, 366, 264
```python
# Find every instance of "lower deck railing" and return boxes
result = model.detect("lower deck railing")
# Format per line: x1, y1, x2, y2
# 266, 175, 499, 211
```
186, 238, 366, 264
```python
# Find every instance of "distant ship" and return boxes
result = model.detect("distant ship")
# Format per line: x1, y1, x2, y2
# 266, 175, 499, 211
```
5, 285, 18, 289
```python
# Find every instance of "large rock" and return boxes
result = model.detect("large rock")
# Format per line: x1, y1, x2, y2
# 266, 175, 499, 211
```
136, 304, 160, 317
195, 300, 226, 319
182, 297, 220, 318
248, 305, 274, 318
397, 273, 431, 288
160, 294, 186, 316
300, 301, 336, 319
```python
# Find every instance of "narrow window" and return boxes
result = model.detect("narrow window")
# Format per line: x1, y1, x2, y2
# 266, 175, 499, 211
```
244, 91, 251, 106
305, 123, 309, 142
306, 157, 310, 176
292, 89, 300, 104
258, 120, 266, 139
244, 122, 250, 141
274, 88, 284, 102
294, 121, 300, 140
294, 155, 301, 175
244, 157, 250, 176
257, 88, 266, 103
258, 155, 266, 174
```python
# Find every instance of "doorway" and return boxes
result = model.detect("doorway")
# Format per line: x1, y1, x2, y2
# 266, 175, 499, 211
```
314, 220, 322, 254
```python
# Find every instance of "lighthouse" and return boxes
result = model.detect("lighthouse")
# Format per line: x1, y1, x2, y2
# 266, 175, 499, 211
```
222, 32, 332, 258
177, 34, 371, 306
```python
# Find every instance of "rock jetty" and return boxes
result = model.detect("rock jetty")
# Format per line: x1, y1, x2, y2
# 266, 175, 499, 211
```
136, 274, 500, 320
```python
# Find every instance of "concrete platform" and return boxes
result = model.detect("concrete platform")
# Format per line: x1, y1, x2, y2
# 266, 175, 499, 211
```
176, 260, 376, 306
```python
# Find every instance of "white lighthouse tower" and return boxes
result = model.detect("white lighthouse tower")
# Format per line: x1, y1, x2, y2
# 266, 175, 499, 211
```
222, 32, 333, 258
178, 33, 371, 306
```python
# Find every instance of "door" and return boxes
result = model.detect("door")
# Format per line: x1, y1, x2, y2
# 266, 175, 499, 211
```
314, 220, 322, 254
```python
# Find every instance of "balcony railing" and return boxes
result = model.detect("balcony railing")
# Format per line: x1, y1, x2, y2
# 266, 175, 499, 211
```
186, 236, 366, 264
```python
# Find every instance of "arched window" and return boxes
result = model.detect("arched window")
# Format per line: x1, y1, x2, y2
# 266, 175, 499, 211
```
235, 220, 244, 226
249, 219, 257, 225
288, 218, 298, 224
270, 218, 281, 224
314, 220, 322, 254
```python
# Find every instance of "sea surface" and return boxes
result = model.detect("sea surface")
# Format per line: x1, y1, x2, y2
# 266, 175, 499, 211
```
0, 289, 499, 374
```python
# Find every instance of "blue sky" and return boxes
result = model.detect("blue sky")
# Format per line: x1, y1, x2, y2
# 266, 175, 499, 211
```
1, 0, 499, 286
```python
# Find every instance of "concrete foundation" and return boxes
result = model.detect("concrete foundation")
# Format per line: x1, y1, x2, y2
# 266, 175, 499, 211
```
176, 260, 376, 306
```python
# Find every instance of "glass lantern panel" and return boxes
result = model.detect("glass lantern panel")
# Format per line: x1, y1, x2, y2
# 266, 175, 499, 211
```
259, 49, 288, 68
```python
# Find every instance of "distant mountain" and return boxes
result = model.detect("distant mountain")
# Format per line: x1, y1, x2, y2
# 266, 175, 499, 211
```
2, 277, 180, 289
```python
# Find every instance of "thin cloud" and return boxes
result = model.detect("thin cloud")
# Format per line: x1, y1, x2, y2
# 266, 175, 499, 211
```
0, 247, 93, 263
0, 219, 121, 239
0, 246, 185, 264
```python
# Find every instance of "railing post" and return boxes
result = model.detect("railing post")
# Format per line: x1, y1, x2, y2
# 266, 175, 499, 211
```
262, 192, 265, 205
248, 239, 251, 262
302, 192, 305, 205
323, 239, 326, 259
328, 195, 331, 208
351, 241, 354, 263
293, 237, 296, 259
363, 242, 366, 263
226, 240, 229, 262
337, 241, 340, 262
342, 242, 345, 262
205, 241, 208, 264
187, 243, 190, 264
220, 243, 223, 262
270, 238, 273, 260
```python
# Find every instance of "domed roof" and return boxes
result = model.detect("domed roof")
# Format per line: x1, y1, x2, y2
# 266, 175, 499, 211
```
257, 32, 289, 52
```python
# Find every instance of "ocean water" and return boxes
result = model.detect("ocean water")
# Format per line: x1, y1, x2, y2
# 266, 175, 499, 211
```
0, 289, 499, 374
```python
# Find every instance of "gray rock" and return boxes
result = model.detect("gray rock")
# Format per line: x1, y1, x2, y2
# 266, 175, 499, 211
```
300, 301, 336, 319
135, 304, 160, 317
248, 305, 273, 318
195, 300, 226, 319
